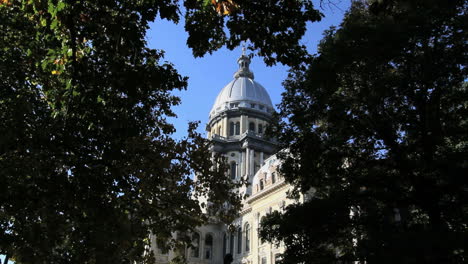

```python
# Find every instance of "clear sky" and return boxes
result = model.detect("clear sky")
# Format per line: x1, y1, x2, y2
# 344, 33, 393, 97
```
147, 0, 350, 139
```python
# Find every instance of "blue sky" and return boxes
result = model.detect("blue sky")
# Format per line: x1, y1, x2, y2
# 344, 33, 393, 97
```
147, 0, 350, 139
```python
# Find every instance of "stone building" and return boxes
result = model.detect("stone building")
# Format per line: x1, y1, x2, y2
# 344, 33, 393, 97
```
151, 53, 299, 264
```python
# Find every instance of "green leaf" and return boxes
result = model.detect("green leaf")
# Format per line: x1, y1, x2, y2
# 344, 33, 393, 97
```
57, 1, 65, 11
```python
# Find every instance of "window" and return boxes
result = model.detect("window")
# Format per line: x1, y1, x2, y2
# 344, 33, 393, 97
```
190, 233, 200, 258
249, 122, 255, 132
258, 124, 263, 134
245, 223, 250, 252
223, 233, 227, 256
175, 232, 187, 257
237, 227, 242, 254
229, 122, 235, 136
205, 234, 213, 259
274, 254, 281, 263
235, 122, 240, 135
261, 257, 267, 264
260, 179, 264, 190
156, 239, 168, 255
217, 127, 221, 135
230, 162, 237, 180
271, 172, 276, 184
259, 105, 264, 110
251, 103, 256, 108
229, 232, 235, 254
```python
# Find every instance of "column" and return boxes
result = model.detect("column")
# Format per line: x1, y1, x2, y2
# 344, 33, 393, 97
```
237, 151, 242, 178
260, 152, 264, 166
240, 115, 246, 134
211, 152, 216, 171
245, 148, 250, 177
240, 151, 244, 177
249, 149, 254, 176
223, 117, 228, 137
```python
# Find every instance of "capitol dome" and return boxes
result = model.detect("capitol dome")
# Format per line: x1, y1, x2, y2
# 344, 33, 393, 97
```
209, 54, 274, 119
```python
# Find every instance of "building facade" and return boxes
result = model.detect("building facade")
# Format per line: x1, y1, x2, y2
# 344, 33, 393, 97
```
151, 54, 299, 264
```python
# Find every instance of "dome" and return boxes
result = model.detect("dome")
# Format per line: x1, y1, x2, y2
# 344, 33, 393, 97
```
252, 155, 281, 195
209, 54, 273, 118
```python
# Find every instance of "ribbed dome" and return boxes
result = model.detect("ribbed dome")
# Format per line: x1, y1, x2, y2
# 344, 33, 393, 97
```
210, 54, 273, 118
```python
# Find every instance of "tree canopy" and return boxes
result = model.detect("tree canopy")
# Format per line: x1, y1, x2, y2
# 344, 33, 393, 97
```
261, 0, 467, 263
0, 0, 322, 263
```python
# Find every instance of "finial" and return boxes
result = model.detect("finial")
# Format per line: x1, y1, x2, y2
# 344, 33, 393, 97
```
234, 44, 254, 79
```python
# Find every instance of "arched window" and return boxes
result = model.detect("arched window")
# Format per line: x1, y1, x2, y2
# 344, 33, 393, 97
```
229, 122, 235, 136
272, 172, 276, 184
235, 122, 240, 135
249, 122, 255, 132
190, 233, 200, 258
244, 223, 250, 252
217, 127, 221, 135
260, 179, 264, 190
258, 124, 263, 134
230, 162, 237, 180
204, 234, 213, 259
237, 227, 242, 254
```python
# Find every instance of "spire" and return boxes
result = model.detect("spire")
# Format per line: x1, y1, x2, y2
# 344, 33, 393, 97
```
234, 46, 254, 79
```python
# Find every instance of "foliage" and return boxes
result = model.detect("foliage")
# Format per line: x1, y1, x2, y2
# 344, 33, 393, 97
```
185, 0, 323, 66
1, 0, 321, 262
262, 0, 468, 263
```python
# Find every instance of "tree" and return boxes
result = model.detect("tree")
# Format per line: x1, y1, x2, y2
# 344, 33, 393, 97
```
0, 0, 321, 263
261, 0, 467, 263
184, 0, 322, 66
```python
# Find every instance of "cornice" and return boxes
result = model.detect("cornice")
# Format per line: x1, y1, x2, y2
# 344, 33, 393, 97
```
207, 107, 274, 129
239, 206, 252, 216
209, 132, 277, 152
246, 180, 288, 204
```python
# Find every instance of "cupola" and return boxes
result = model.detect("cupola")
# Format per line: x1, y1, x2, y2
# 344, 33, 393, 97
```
209, 53, 274, 120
